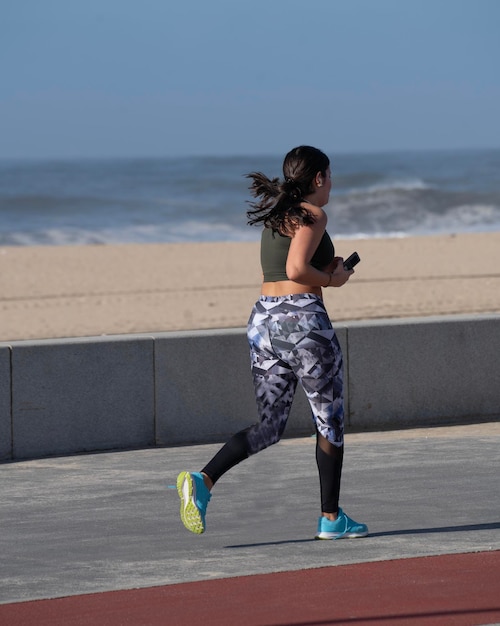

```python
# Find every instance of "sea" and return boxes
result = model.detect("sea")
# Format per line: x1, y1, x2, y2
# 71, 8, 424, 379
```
1, 148, 499, 246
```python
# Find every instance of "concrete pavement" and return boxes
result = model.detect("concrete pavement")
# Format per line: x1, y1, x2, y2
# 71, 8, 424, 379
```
1, 422, 499, 605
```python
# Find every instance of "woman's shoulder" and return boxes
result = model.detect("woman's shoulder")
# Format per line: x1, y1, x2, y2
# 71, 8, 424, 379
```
301, 202, 327, 226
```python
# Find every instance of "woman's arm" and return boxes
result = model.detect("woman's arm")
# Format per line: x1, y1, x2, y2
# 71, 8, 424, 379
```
285, 208, 353, 288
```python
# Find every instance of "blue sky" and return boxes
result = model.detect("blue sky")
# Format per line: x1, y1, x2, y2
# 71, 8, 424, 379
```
2, 0, 499, 158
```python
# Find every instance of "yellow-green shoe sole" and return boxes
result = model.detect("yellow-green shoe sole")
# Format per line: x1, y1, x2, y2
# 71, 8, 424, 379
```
176, 471, 205, 534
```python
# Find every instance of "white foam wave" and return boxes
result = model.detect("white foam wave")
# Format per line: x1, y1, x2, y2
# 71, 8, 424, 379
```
0, 220, 261, 247
334, 178, 430, 197
367, 178, 430, 192
2, 204, 499, 247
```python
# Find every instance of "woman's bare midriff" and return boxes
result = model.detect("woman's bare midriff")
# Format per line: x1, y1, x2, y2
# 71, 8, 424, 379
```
261, 281, 323, 298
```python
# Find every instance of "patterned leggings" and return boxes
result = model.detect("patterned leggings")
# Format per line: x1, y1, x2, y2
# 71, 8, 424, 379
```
203, 293, 345, 508
245, 293, 344, 453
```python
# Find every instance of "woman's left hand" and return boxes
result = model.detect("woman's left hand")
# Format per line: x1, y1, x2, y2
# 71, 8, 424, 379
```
325, 256, 353, 287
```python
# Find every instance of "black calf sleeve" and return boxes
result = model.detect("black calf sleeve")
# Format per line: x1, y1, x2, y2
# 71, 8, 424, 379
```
316, 436, 344, 514
202, 429, 250, 485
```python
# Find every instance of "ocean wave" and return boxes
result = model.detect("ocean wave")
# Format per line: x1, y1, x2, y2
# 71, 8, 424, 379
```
365, 178, 431, 193
327, 182, 500, 237
0, 220, 261, 247
334, 178, 431, 196
1, 149, 500, 245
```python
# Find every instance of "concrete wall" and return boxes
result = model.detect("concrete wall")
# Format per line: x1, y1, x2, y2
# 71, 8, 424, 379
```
0, 346, 11, 460
4, 336, 155, 461
345, 314, 500, 429
1, 314, 499, 461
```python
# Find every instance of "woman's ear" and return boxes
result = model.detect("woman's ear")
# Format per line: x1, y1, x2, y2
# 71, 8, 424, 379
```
315, 172, 323, 188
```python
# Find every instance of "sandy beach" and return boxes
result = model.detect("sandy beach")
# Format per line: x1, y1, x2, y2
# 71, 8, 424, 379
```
1, 232, 499, 342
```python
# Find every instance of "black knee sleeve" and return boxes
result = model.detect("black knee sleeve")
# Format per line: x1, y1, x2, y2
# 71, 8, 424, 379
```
202, 429, 250, 485
316, 439, 344, 513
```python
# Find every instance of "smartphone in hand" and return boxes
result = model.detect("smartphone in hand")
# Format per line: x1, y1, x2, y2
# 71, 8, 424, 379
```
343, 252, 361, 271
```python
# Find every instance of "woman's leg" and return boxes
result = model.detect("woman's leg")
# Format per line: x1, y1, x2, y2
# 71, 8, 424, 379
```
316, 433, 344, 518
271, 298, 345, 515
200, 430, 251, 488
201, 368, 298, 486
274, 297, 368, 538
201, 297, 298, 486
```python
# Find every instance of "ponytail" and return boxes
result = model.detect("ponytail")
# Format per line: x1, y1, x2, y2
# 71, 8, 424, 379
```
245, 146, 329, 233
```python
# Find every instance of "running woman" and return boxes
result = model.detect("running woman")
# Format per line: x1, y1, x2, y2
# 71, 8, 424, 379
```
177, 146, 368, 540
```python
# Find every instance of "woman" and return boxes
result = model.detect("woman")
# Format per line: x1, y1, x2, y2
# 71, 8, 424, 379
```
177, 146, 368, 540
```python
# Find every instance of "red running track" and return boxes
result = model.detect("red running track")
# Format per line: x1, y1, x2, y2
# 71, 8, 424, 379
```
1, 551, 499, 626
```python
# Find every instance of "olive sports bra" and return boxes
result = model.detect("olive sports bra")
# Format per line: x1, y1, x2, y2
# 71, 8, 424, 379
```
260, 227, 335, 282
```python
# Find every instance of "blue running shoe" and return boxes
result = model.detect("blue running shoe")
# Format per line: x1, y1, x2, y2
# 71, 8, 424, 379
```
315, 507, 368, 540
177, 471, 212, 534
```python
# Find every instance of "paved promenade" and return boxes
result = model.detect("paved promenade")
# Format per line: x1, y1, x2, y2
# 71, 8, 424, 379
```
1, 422, 499, 624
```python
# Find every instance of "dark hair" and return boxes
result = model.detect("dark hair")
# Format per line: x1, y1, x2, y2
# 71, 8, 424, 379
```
246, 146, 330, 233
